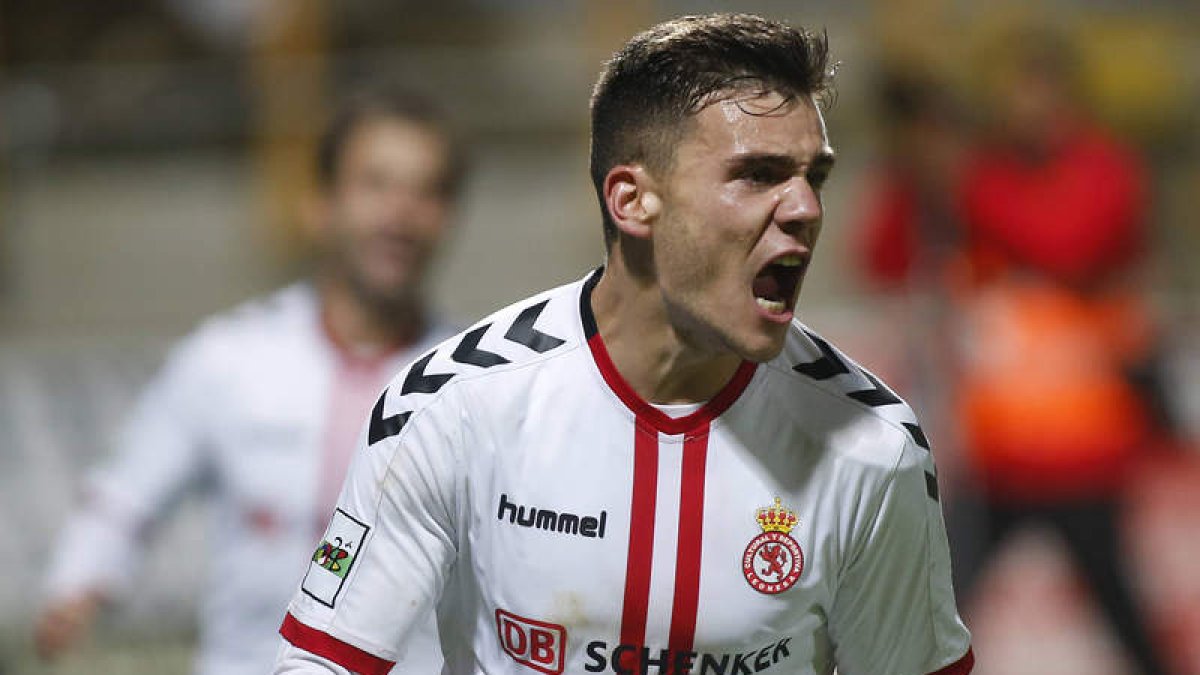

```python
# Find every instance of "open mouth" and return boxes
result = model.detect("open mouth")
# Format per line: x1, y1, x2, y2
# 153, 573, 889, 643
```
752, 254, 807, 316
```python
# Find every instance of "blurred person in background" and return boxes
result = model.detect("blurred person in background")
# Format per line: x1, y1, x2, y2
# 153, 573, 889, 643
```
857, 67, 969, 295
855, 67, 972, 493
862, 28, 1178, 674
32, 83, 464, 675
854, 24, 1180, 667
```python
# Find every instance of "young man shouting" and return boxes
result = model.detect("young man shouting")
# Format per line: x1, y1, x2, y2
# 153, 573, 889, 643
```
275, 14, 972, 675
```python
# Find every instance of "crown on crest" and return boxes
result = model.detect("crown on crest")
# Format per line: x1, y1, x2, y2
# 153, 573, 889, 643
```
756, 498, 797, 534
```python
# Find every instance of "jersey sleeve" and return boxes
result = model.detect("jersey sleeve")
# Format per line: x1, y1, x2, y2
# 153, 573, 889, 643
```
829, 435, 973, 675
42, 332, 215, 601
277, 377, 464, 675
274, 640, 355, 675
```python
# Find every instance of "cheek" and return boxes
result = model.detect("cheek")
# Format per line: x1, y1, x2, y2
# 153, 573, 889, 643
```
715, 189, 773, 246
411, 203, 451, 241
656, 222, 733, 299
332, 194, 379, 234
802, 221, 822, 249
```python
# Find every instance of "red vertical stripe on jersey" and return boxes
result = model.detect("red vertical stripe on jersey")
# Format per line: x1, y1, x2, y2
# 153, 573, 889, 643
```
619, 420, 659, 672
668, 427, 710, 667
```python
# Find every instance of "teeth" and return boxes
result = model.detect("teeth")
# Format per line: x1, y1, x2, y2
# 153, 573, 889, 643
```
774, 254, 804, 268
756, 297, 787, 313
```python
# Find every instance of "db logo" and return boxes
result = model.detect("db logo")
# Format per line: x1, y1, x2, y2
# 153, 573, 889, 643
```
495, 609, 567, 674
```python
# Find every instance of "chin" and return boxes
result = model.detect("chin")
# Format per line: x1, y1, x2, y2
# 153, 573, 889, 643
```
348, 274, 419, 314
731, 331, 788, 364
742, 346, 786, 364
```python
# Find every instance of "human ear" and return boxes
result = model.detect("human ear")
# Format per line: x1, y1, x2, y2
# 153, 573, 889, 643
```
603, 165, 661, 240
641, 191, 661, 219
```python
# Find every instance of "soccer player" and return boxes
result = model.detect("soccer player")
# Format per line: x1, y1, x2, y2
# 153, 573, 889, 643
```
274, 14, 973, 675
34, 84, 463, 675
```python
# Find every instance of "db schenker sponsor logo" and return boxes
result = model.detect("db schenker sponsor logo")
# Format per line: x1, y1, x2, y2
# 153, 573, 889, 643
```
583, 637, 794, 674
495, 609, 567, 674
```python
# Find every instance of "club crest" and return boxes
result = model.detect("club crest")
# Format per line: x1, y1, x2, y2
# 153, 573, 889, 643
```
742, 497, 803, 595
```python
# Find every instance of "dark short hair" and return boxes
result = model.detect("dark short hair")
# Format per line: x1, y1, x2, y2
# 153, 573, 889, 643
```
316, 83, 467, 199
589, 14, 832, 246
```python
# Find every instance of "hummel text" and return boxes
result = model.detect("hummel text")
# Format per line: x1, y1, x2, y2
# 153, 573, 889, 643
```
497, 493, 607, 539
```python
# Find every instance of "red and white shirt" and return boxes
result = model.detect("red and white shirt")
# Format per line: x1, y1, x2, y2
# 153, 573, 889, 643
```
276, 271, 973, 675
43, 283, 453, 675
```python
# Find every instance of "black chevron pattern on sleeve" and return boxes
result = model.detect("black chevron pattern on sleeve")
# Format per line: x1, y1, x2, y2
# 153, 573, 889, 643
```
504, 300, 565, 353
400, 351, 455, 396
366, 300, 563, 447
925, 471, 940, 501
903, 422, 930, 450
367, 389, 413, 446
451, 324, 510, 368
792, 331, 852, 380
367, 349, 457, 447
793, 331, 933, 451
846, 369, 902, 408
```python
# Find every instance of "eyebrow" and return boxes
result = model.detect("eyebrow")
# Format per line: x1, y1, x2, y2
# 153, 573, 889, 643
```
724, 149, 837, 176
809, 150, 837, 175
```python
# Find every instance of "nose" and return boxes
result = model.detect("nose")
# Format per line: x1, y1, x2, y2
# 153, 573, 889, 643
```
384, 180, 422, 215
773, 176, 822, 227
382, 181, 443, 231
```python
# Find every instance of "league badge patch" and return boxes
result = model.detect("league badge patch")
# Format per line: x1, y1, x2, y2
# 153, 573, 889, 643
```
743, 497, 803, 595
301, 508, 369, 608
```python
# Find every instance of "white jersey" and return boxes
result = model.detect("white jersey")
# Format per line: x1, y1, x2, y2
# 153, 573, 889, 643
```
43, 282, 453, 675
276, 271, 974, 675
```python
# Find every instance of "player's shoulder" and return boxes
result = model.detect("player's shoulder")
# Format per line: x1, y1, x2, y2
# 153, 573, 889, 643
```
419, 275, 584, 381
366, 276, 587, 441
161, 283, 314, 369
187, 282, 313, 346
759, 321, 932, 470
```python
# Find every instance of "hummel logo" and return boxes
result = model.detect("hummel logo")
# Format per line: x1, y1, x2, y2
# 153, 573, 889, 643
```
497, 493, 607, 539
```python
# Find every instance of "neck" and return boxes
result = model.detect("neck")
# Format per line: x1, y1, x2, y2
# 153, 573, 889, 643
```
590, 256, 742, 405
318, 275, 424, 359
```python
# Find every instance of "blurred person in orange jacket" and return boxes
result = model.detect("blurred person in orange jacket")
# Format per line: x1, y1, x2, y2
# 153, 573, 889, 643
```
959, 29, 1171, 674
858, 28, 1178, 674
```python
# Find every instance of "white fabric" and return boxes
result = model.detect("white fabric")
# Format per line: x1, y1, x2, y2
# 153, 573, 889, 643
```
276, 272, 972, 675
649, 401, 705, 418
43, 282, 453, 675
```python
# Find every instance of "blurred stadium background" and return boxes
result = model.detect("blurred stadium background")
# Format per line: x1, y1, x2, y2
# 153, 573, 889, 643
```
1, 1, 1199, 673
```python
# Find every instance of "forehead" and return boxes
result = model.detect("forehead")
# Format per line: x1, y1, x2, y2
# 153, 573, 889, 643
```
340, 116, 447, 171
679, 91, 830, 164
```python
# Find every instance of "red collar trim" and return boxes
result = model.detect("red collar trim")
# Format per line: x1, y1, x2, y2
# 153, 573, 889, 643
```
579, 270, 757, 435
